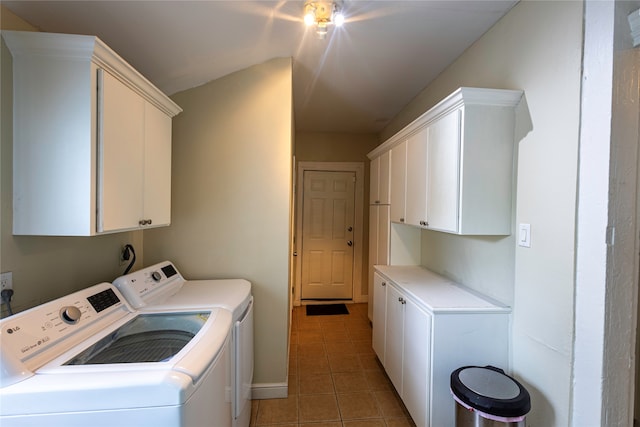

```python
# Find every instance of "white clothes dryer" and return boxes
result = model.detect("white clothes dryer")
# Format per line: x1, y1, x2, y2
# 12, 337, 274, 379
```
113, 261, 253, 427
0, 282, 232, 427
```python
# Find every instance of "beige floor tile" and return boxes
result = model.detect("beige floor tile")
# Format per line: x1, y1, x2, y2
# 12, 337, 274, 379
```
289, 357, 297, 376
333, 371, 370, 393
298, 354, 331, 374
299, 372, 335, 394
328, 353, 363, 373
298, 320, 323, 331
384, 417, 416, 426
255, 396, 298, 425
321, 321, 346, 332
298, 394, 340, 423
358, 353, 383, 371
250, 400, 259, 426
337, 391, 382, 420
288, 374, 298, 396
298, 342, 326, 356
298, 329, 324, 343
364, 369, 394, 391
352, 340, 375, 355
343, 420, 386, 427
299, 423, 341, 427
323, 329, 351, 342
348, 327, 372, 340
325, 340, 356, 354
375, 390, 407, 418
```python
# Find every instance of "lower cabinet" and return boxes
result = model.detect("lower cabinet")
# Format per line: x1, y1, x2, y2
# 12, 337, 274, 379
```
368, 205, 390, 320
373, 266, 510, 427
372, 272, 387, 364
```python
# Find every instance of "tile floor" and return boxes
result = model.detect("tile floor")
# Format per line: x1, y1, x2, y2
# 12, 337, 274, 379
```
250, 303, 416, 426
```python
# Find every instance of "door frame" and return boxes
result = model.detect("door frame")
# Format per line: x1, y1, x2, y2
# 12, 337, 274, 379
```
294, 162, 365, 306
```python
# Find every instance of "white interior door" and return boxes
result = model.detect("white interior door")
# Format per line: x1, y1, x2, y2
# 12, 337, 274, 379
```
301, 170, 356, 300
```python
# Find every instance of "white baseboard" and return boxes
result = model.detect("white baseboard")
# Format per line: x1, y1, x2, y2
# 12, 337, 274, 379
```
251, 382, 288, 399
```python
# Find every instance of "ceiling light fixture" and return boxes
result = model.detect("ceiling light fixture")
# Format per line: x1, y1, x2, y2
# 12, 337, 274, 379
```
304, 0, 344, 39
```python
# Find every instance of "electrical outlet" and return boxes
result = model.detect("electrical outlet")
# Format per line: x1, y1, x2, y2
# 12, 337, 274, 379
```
1, 272, 13, 291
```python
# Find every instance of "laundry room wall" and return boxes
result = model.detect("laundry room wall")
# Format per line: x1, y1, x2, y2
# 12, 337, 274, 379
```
143, 58, 293, 391
381, 1, 583, 426
294, 131, 379, 299
0, 7, 143, 318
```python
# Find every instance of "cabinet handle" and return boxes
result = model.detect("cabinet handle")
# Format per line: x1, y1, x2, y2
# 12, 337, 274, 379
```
400, 218, 404, 223
347, 240, 353, 246
375, 200, 380, 204
419, 220, 429, 227
398, 297, 403, 303
382, 282, 386, 287
139, 219, 153, 226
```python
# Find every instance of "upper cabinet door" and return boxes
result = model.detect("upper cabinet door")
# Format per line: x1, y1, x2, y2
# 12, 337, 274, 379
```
378, 151, 390, 204
370, 151, 390, 205
405, 128, 428, 227
426, 109, 461, 233
143, 101, 172, 227
370, 156, 380, 203
97, 70, 145, 233
390, 140, 407, 223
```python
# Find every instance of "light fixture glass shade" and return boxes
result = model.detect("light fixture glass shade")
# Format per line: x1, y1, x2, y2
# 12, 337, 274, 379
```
304, 11, 316, 26
303, 0, 344, 37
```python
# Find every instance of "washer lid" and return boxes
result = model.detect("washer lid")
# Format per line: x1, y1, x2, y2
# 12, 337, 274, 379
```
450, 365, 531, 417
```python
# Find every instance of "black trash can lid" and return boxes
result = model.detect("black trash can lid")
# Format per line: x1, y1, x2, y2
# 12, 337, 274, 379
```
450, 366, 531, 418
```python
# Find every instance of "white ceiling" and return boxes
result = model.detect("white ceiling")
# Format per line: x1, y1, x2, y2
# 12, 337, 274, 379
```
3, 1, 518, 133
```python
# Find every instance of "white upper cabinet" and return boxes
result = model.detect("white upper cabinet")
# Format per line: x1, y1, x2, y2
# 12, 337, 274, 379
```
404, 128, 428, 228
4, 31, 182, 236
389, 140, 407, 224
369, 151, 390, 205
425, 109, 461, 233
369, 87, 522, 236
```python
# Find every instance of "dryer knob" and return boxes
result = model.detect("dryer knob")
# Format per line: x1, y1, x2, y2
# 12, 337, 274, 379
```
60, 306, 81, 324
151, 271, 162, 282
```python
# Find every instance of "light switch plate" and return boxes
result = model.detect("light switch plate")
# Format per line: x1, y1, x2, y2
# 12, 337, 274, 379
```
518, 223, 531, 248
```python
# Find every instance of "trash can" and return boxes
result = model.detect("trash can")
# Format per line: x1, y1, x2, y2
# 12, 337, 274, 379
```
450, 365, 531, 427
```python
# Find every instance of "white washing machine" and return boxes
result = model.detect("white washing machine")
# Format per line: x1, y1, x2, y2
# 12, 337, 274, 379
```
113, 261, 253, 427
0, 282, 232, 427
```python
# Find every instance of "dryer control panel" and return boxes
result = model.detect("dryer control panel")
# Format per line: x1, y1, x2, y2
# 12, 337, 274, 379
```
113, 261, 185, 308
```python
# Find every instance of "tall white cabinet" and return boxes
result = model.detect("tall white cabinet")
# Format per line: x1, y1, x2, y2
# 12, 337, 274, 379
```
4, 31, 182, 236
367, 87, 521, 426
373, 266, 510, 427
368, 152, 391, 320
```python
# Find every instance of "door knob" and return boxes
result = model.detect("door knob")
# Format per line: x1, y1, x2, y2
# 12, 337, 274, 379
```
347, 240, 353, 246
347, 226, 353, 232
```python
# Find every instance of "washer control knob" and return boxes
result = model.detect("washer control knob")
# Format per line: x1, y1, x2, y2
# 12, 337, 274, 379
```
60, 306, 81, 324
151, 271, 162, 282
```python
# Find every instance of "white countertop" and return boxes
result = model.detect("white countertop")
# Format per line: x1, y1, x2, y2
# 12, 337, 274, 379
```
374, 265, 510, 314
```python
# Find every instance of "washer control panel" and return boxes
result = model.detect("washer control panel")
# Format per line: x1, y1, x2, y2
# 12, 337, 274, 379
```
0, 284, 128, 363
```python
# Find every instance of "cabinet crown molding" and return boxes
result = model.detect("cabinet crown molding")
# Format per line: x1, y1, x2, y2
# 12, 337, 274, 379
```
368, 87, 522, 159
3, 30, 182, 117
